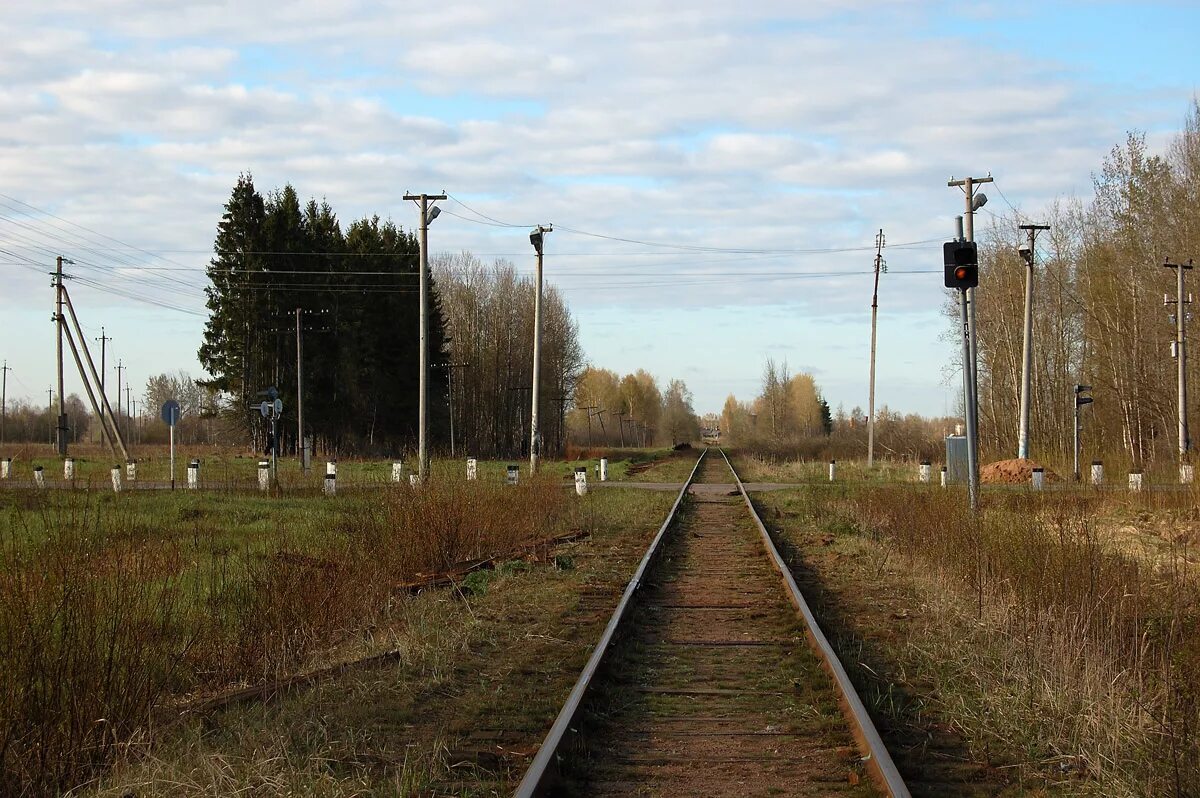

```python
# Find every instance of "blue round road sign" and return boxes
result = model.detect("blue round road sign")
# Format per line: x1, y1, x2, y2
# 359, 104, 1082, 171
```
161, 399, 181, 426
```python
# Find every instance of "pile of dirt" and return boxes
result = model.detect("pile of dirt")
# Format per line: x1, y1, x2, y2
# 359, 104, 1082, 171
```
980, 458, 1061, 484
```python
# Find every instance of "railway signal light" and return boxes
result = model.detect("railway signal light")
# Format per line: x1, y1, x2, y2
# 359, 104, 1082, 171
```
944, 241, 978, 289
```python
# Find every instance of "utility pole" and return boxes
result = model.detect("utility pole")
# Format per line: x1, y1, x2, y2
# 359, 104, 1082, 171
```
0, 361, 9, 444
402, 192, 446, 482
867, 228, 885, 468
578, 405, 597, 445
95, 327, 110, 397
1017, 223, 1050, 460
436, 362, 469, 458
528, 224, 552, 474
54, 256, 72, 455
613, 408, 626, 448
1164, 258, 1194, 460
948, 175, 991, 491
115, 359, 125, 433
94, 327, 111, 445
125, 383, 132, 444
296, 307, 305, 470
47, 388, 53, 444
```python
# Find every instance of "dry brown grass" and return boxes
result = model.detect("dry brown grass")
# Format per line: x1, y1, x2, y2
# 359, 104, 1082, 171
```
0, 475, 574, 796
788, 483, 1200, 796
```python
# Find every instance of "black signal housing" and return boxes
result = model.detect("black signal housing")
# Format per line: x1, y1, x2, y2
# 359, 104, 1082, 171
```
944, 241, 978, 289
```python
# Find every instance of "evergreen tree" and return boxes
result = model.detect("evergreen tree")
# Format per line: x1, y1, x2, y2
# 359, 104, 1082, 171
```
198, 174, 268, 438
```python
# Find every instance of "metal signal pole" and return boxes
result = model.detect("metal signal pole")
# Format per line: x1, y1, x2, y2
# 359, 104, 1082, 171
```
403, 192, 446, 482
1017, 223, 1050, 460
867, 228, 885, 468
948, 175, 992, 490
529, 225, 552, 474
1164, 258, 1193, 460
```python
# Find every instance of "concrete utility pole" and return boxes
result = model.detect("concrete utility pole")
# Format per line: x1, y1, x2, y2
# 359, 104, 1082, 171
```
46, 388, 53, 444
1164, 258, 1194, 460
867, 229, 885, 468
0, 361, 10, 444
402, 192, 446, 482
54, 256, 71, 455
125, 383, 132, 443
1017, 223, 1050, 460
948, 175, 991, 491
528, 224, 552, 474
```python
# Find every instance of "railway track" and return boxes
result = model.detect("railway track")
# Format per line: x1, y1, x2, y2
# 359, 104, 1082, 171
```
515, 447, 908, 797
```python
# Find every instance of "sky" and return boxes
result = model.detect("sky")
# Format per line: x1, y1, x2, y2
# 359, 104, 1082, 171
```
1, 0, 1197, 418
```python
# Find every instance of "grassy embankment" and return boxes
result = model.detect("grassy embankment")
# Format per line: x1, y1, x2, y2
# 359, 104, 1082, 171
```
750, 475, 1200, 797
0, 451, 685, 796
0, 443, 685, 487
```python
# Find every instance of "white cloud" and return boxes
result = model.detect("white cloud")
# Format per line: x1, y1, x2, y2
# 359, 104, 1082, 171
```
0, 0, 1192, 412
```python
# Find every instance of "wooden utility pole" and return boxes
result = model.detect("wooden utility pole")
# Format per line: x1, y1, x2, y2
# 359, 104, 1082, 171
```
403, 192, 446, 482
0, 361, 10, 444
867, 229, 884, 468
296, 307, 305, 469
1164, 258, 1194, 459
613, 408, 626, 447
437, 362, 470, 457
54, 256, 68, 454
94, 327, 111, 445
115, 359, 125, 432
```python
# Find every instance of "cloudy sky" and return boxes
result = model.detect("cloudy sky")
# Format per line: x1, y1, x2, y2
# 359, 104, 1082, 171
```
1, 1, 1197, 418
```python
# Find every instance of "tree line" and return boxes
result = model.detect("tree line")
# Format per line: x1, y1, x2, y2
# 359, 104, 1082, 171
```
565, 366, 701, 448
964, 101, 1200, 467
198, 178, 584, 458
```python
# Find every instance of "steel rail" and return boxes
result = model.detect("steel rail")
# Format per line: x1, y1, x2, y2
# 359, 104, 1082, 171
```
718, 447, 911, 798
513, 447, 707, 797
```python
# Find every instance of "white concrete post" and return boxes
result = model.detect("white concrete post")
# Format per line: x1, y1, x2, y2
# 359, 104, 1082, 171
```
828, 460, 836, 481
187, 459, 199, 489
33, 465, 45, 489
110, 465, 121, 493
0, 458, 10, 479
940, 466, 947, 488
1181, 464, 1195, 485
600, 458, 609, 482
64, 457, 75, 481
392, 461, 403, 483
258, 461, 270, 491
1128, 471, 1143, 492
506, 464, 519, 486
324, 471, 336, 496
126, 460, 137, 480
575, 466, 588, 496
409, 473, 419, 487
467, 458, 478, 480
918, 460, 931, 483
327, 460, 337, 477
1091, 461, 1103, 485
1031, 467, 1045, 490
